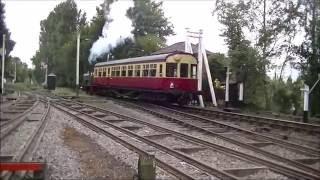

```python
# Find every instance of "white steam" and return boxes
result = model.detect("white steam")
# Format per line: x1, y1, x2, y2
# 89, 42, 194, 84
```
88, 1, 134, 64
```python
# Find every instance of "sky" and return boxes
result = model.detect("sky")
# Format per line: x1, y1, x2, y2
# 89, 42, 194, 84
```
3, 0, 299, 79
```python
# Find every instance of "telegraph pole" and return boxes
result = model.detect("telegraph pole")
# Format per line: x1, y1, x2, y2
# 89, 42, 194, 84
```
197, 30, 205, 107
185, 28, 217, 107
1, 34, 6, 94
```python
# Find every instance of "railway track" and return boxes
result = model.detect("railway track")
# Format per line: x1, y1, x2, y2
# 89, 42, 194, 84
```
167, 105, 320, 150
46, 97, 320, 179
0, 100, 50, 180
109, 100, 320, 176
182, 106, 320, 134
0, 97, 38, 140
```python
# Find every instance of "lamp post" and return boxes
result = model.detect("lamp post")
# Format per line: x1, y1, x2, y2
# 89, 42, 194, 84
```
76, 32, 80, 97
1, 34, 6, 94
76, 32, 89, 97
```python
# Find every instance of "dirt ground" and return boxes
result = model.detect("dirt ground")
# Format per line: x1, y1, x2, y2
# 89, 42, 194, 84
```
62, 126, 136, 179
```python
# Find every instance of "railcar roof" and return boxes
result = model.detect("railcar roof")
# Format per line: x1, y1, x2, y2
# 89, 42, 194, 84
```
95, 52, 193, 67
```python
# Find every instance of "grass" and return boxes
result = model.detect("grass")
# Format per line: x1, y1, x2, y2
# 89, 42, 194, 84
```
5, 82, 40, 93
51, 87, 91, 98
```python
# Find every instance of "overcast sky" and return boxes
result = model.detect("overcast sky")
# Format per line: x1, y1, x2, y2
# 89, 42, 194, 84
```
3, 0, 298, 79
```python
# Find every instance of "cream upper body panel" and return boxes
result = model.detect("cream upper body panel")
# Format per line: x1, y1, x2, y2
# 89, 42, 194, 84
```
166, 54, 197, 64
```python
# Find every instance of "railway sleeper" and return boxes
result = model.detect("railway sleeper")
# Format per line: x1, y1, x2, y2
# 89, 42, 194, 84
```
121, 125, 143, 131
0, 155, 14, 162
294, 158, 320, 165
143, 133, 172, 140
174, 147, 207, 154
223, 167, 267, 178
57, 100, 320, 179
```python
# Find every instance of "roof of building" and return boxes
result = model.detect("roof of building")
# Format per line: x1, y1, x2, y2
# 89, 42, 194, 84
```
152, 42, 213, 55
95, 52, 193, 67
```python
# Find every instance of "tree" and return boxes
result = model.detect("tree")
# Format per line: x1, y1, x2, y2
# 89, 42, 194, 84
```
214, 0, 268, 109
32, 0, 86, 86
0, 1, 15, 78
126, 0, 174, 42
295, 0, 320, 115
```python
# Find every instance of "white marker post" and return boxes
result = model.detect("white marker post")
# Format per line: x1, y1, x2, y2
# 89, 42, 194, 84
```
239, 82, 244, 103
301, 84, 309, 122
225, 66, 231, 107
1, 34, 6, 94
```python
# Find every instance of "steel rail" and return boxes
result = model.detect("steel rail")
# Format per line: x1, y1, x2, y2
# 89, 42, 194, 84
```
0, 100, 37, 128
53, 102, 238, 180
182, 106, 320, 134
157, 104, 320, 156
0, 99, 39, 140
113, 100, 320, 177
1, 101, 50, 180
59, 100, 320, 180
53, 104, 195, 180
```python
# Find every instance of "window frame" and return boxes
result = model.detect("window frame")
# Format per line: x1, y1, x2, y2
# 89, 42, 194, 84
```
180, 63, 189, 78
166, 63, 178, 77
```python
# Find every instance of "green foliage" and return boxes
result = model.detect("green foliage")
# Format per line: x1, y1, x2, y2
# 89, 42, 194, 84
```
126, 0, 174, 42
5, 56, 31, 83
31, 0, 112, 87
207, 53, 227, 82
107, 0, 175, 59
295, 0, 320, 115
0, 1, 15, 55
270, 78, 303, 114
214, 0, 269, 109
108, 38, 137, 60
0, 1, 15, 77
135, 34, 165, 55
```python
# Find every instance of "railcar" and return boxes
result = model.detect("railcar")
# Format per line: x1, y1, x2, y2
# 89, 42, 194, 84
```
85, 52, 200, 105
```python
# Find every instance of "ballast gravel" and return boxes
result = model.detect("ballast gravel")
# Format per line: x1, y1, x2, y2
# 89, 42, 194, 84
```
34, 106, 181, 179
86, 100, 299, 178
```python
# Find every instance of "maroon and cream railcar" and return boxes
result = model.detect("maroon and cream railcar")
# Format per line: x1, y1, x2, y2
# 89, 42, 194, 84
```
89, 52, 199, 105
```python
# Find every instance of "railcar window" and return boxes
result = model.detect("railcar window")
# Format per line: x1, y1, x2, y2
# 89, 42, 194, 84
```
94, 69, 98, 77
108, 68, 110, 77
180, 63, 188, 78
121, 66, 127, 77
142, 64, 149, 77
98, 71, 102, 77
166, 63, 177, 77
135, 65, 141, 77
111, 67, 115, 77
159, 64, 163, 77
191, 64, 197, 79
116, 66, 120, 76
150, 64, 157, 77
103, 68, 106, 77
128, 65, 133, 77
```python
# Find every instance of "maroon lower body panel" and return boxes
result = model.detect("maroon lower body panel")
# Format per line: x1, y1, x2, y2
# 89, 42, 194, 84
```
93, 77, 197, 93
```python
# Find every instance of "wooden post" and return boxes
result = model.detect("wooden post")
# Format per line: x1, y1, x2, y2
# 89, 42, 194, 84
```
138, 154, 156, 180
